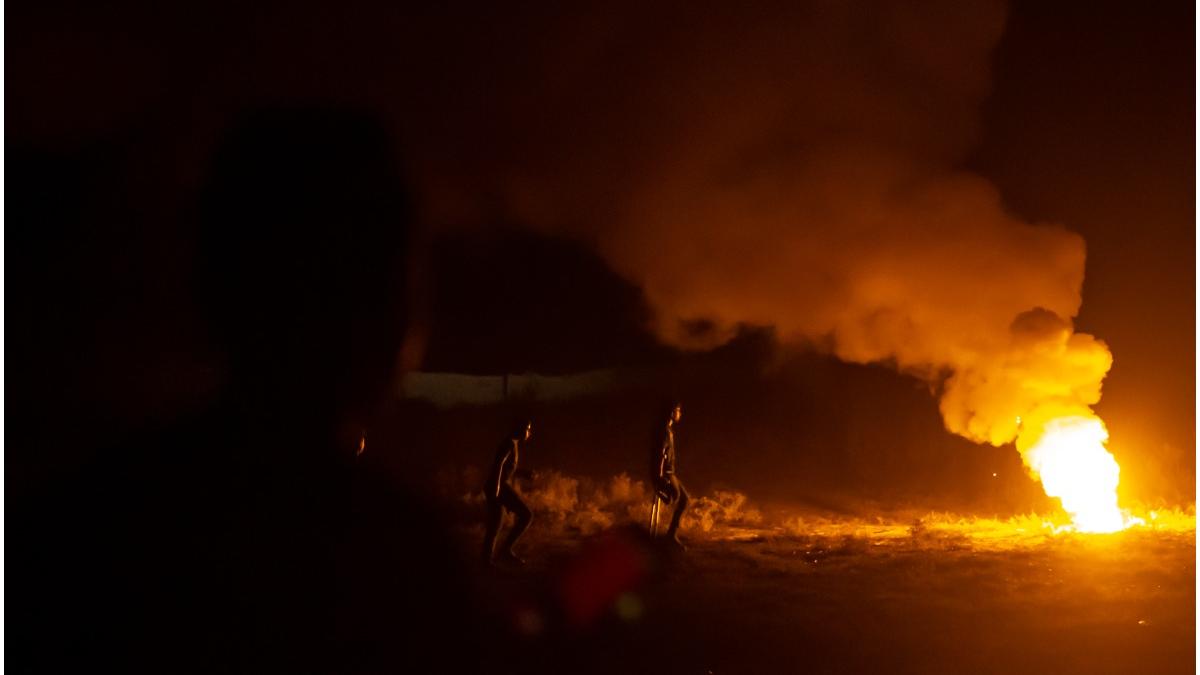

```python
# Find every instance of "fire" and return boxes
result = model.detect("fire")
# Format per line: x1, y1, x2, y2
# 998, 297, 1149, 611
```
1022, 416, 1129, 533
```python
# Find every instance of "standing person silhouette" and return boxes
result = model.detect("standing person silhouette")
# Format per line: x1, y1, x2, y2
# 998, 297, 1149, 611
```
652, 403, 689, 548
8, 106, 477, 673
481, 421, 534, 565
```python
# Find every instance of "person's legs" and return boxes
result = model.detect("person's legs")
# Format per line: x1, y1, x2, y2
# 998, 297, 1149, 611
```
481, 498, 502, 563
650, 478, 677, 538
499, 486, 532, 558
665, 476, 689, 540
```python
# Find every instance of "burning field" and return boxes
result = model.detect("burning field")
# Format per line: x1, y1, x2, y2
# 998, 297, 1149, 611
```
6, 0, 1193, 673
454, 477, 1195, 675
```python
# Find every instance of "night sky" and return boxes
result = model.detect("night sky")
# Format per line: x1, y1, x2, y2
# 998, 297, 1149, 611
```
7, 1, 1194, 504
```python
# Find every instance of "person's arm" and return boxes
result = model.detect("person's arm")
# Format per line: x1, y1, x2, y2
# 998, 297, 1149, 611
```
654, 434, 668, 484
487, 445, 511, 499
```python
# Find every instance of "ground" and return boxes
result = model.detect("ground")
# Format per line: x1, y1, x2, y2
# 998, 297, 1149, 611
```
461, 517, 1196, 675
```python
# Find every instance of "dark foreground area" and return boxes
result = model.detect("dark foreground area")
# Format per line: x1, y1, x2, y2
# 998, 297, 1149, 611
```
463, 522, 1195, 675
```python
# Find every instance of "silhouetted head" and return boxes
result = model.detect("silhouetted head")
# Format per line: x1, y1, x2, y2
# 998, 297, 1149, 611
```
511, 420, 533, 443
196, 106, 410, 424
668, 403, 682, 426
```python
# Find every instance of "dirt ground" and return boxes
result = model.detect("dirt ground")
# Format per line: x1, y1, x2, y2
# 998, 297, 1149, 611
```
462, 520, 1196, 675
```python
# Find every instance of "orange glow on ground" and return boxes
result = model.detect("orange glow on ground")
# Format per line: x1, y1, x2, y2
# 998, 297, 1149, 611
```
751, 508, 1195, 549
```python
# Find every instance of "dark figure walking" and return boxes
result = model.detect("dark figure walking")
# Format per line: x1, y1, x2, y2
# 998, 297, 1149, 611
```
482, 421, 534, 565
651, 403, 689, 548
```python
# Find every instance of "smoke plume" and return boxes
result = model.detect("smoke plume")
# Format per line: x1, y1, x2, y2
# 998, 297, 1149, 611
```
413, 0, 1111, 451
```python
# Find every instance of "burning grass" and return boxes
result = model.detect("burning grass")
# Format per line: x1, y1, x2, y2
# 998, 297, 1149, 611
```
463, 489, 1194, 675
439, 466, 1193, 552
452, 469, 1194, 674
441, 467, 765, 539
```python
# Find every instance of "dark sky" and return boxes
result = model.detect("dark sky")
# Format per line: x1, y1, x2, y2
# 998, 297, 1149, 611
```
7, 1, 1194, 505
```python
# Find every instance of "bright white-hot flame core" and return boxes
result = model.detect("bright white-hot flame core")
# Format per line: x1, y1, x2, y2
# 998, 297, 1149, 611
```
1024, 416, 1126, 533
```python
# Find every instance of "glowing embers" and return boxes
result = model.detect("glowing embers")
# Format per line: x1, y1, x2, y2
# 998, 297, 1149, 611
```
1024, 416, 1129, 533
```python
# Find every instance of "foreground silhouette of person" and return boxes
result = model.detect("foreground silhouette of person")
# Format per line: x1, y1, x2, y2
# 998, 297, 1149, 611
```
652, 403, 689, 548
10, 107, 477, 673
482, 421, 534, 565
